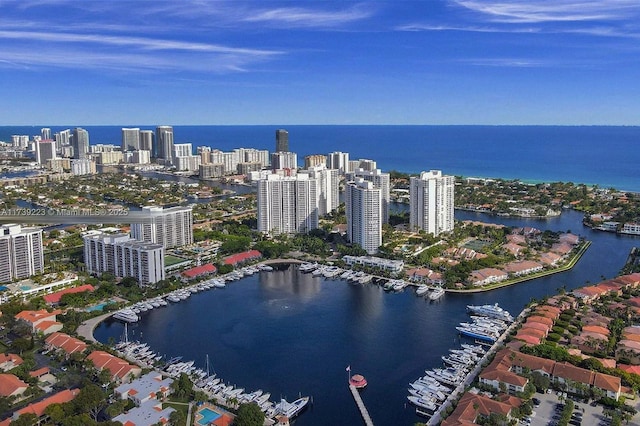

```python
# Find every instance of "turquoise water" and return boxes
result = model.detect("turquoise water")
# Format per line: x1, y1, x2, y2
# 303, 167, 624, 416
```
86, 301, 114, 312
197, 407, 221, 425
19, 286, 30, 291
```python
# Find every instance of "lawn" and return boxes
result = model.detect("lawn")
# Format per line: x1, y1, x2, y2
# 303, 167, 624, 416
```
165, 255, 188, 267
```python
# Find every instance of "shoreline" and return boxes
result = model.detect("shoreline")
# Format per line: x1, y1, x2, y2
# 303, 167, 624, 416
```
446, 240, 592, 293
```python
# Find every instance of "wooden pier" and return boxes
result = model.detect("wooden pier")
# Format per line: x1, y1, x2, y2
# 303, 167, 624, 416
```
349, 385, 374, 426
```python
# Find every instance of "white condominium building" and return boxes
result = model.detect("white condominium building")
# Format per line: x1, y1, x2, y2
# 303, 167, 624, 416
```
71, 158, 96, 175
131, 206, 193, 249
83, 232, 164, 285
0, 224, 44, 283
345, 179, 382, 255
300, 165, 339, 216
122, 128, 141, 152
346, 168, 390, 224
409, 170, 455, 235
257, 174, 318, 235
271, 151, 298, 170
327, 151, 350, 174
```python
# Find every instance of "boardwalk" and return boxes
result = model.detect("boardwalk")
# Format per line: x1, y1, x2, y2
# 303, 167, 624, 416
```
349, 385, 374, 426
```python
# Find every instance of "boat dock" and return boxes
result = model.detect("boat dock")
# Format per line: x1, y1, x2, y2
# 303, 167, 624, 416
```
424, 308, 529, 426
349, 384, 374, 426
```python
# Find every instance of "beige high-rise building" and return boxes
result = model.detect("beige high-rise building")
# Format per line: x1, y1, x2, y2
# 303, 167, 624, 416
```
83, 232, 164, 285
304, 154, 327, 169
345, 179, 382, 255
131, 206, 193, 249
347, 168, 390, 224
409, 170, 455, 235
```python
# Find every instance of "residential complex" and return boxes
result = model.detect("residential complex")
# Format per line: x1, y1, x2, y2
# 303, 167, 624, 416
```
257, 173, 319, 235
300, 165, 340, 216
83, 232, 165, 285
130, 206, 194, 249
71, 127, 89, 159
345, 179, 382, 254
0, 224, 44, 283
409, 170, 455, 235
346, 168, 390, 223
271, 151, 298, 170
327, 151, 350, 174
121, 128, 140, 152
155, 125, 174, 164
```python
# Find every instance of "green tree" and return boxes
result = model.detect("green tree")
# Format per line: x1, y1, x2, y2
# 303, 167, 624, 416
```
10, 413, 38, 426
44, 403, 67, 424
169, 409, 186, 426
73, 384, 107, 421
234, 402, 265, 426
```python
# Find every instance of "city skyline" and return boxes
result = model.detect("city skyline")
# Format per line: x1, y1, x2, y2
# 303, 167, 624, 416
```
1, 1, 639, 126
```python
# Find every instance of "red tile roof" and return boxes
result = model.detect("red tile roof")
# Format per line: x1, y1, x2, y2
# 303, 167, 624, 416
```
29, 367, 49, 378
13, 389, 80, 418
181, 263, 217, 278
45, 332, 88, 355
0, 374, 28, 397
42, 284, 95, 304
593, 372, 621, 393
87, 350, 141, 381
223, 250, 262, 266
582, 325, 610, 336
0, 353, 23, 367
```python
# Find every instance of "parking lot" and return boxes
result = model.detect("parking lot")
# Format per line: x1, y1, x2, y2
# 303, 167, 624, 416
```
525, 391, 619, 426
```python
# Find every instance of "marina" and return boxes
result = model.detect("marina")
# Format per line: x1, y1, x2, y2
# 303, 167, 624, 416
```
407, 304, 513, 420
93, 208, 640, 426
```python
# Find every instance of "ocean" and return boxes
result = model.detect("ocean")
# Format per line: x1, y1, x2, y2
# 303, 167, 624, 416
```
2, 125, 639, 191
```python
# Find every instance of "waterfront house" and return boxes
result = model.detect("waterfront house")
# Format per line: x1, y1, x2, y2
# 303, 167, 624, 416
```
441, 392, 518, 426
114, 371, 174, 406
469, 268, 508, 286
503, 260, 543, 276
479, 350, 529, 394
222, 250, 262, 267
87, 350, 142, 383
538, 251, 561, 266
342, 255, 404, 273
181, 263, 217, 280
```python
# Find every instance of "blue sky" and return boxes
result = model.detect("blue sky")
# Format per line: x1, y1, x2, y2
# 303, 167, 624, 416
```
1, 0, 639, 125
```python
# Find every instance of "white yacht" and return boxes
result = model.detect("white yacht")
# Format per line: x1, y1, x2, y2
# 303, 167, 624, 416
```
274, 396, 310, 418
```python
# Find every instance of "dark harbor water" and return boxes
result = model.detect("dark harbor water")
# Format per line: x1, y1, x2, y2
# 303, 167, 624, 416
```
94, 209, 640, 425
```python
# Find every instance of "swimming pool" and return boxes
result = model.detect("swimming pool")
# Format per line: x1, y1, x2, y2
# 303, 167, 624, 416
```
86, 300, 115, 312
197, 407, 221, 425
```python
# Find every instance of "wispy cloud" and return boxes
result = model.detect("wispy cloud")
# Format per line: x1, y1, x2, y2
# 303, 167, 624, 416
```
453, 0, 640, 24
0, 28, 284, 73
241, 4, 374, 27
396, 23, 541, 33
0, 30, 282, 56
